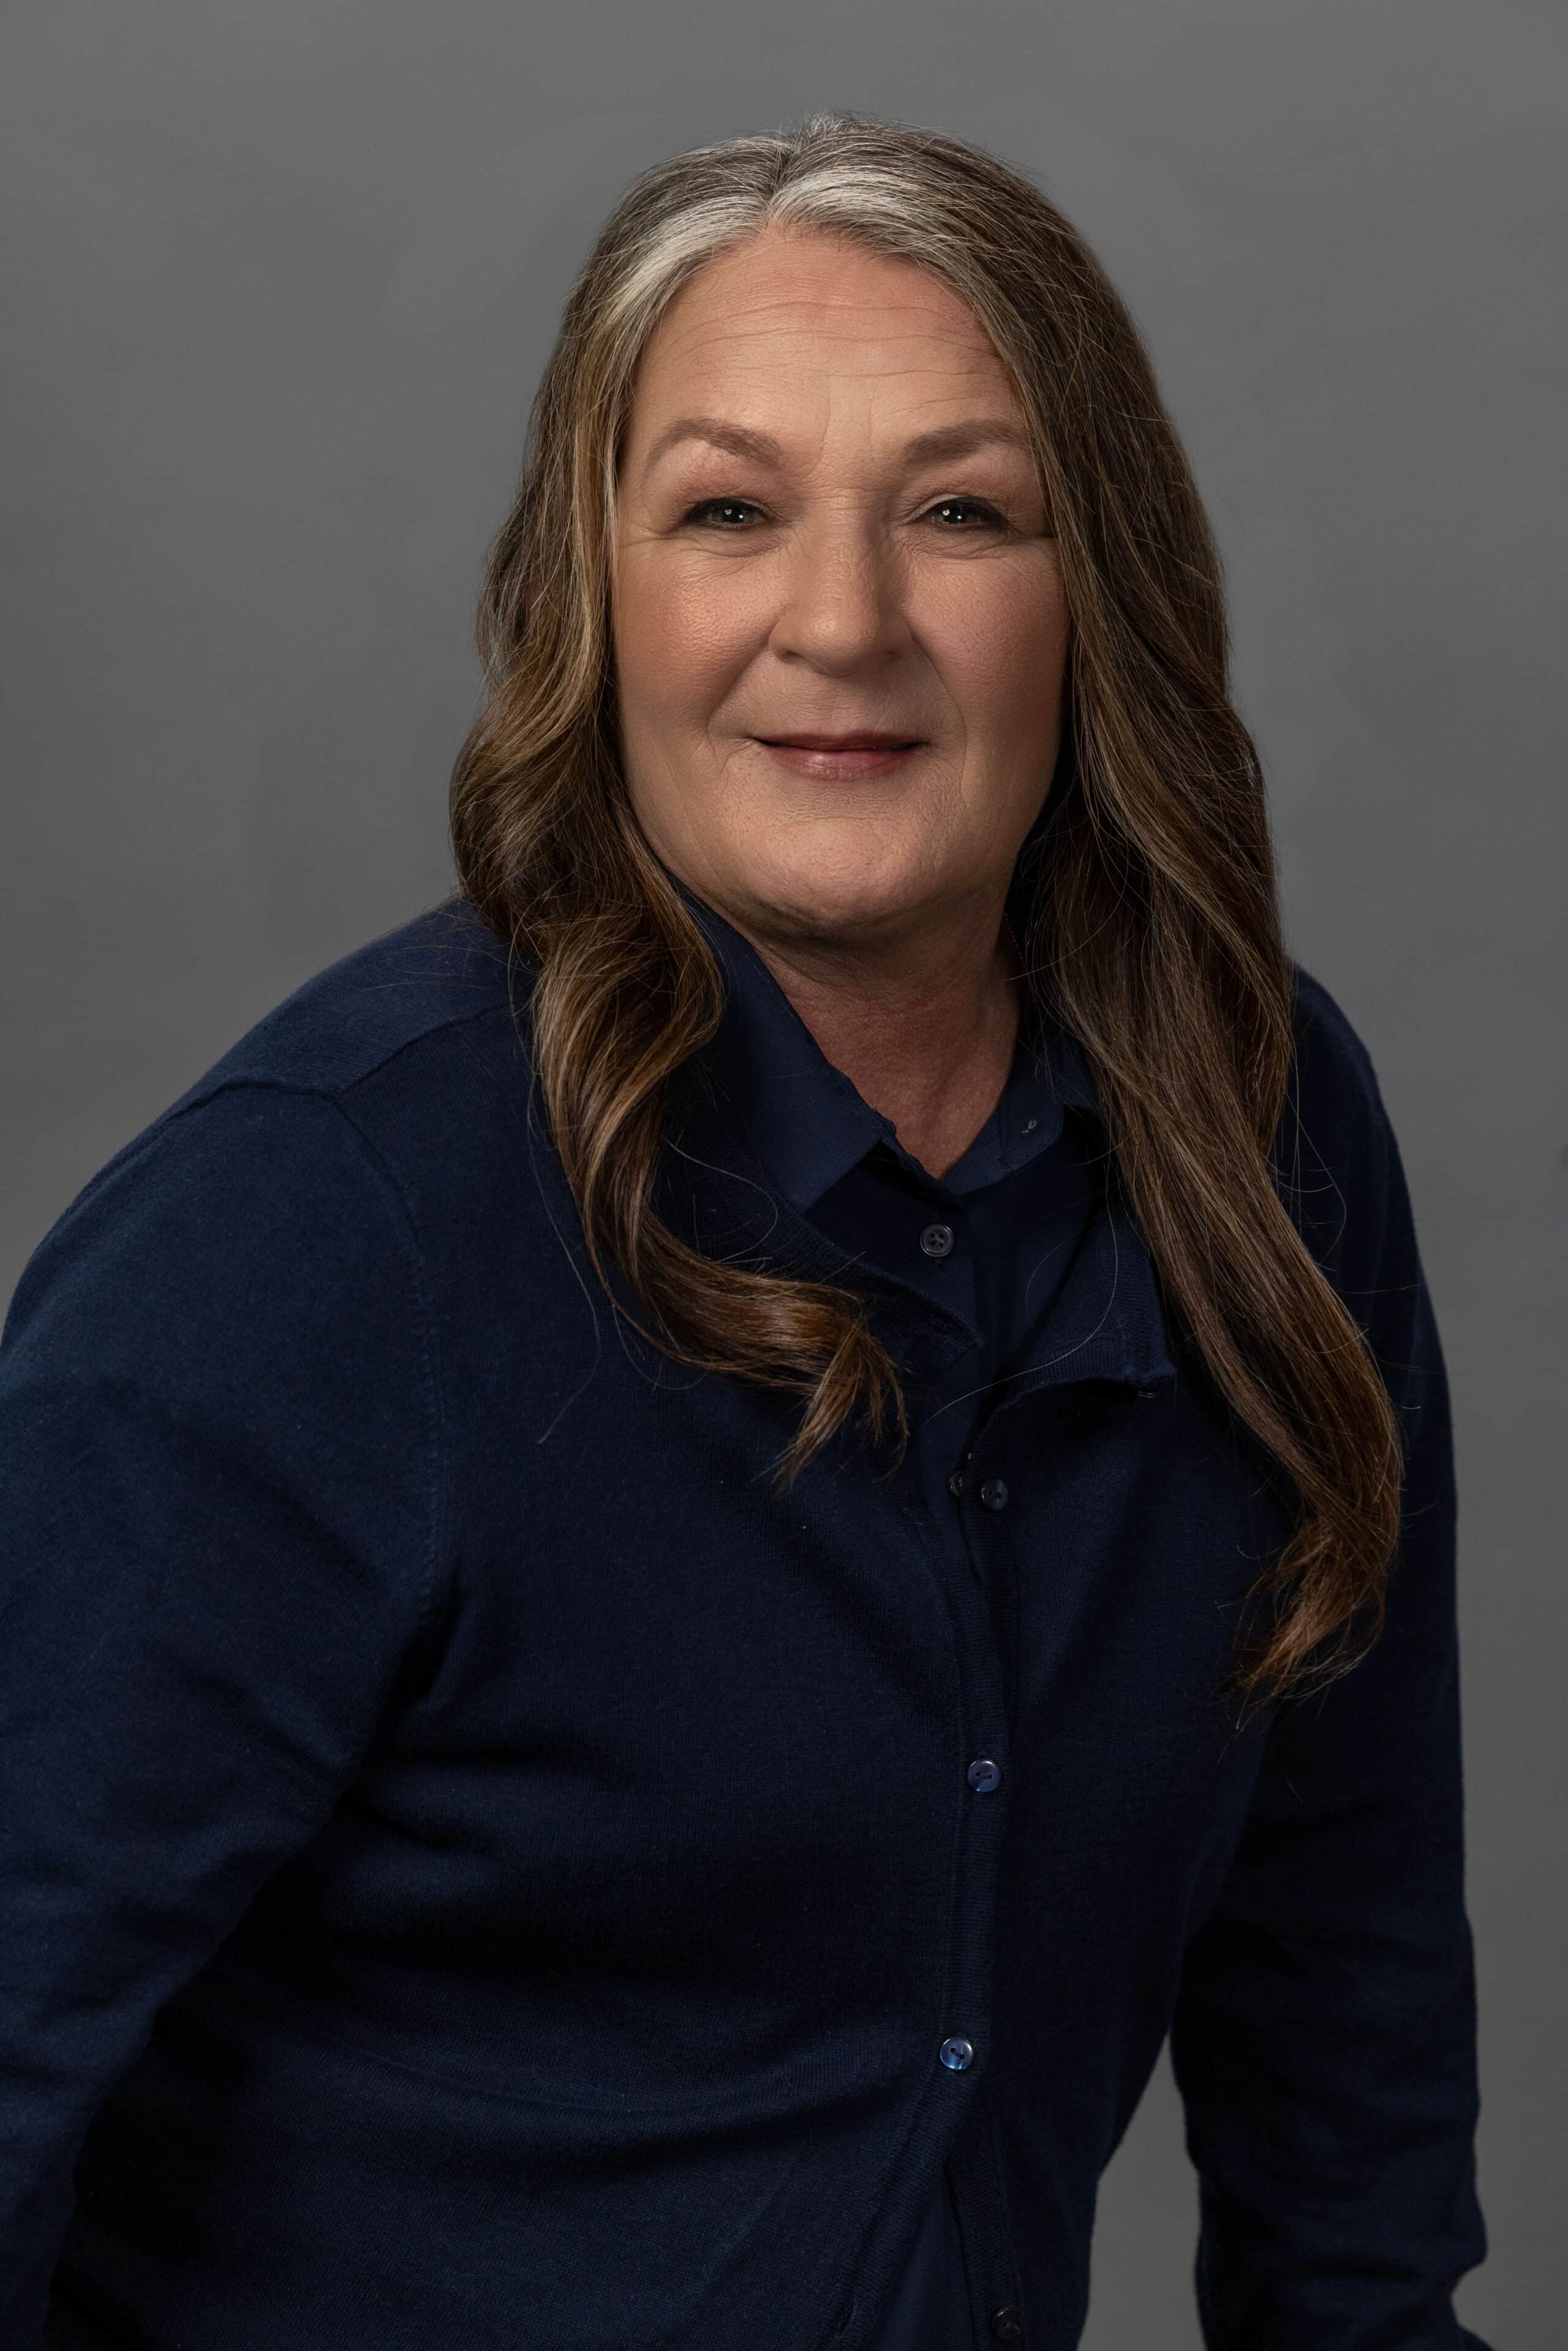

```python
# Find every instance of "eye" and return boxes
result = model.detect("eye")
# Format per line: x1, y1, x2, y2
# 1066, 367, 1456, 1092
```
682, 498, 766, 530
923, 497, 1008, 530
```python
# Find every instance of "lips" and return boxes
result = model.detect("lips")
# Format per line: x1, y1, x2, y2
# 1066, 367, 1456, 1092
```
755, 733, 925, 750
752, 732, 927, 779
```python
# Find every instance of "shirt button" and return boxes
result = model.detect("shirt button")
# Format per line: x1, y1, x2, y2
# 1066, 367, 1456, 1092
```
967, 1757, 1001, 1793
938, 2036, 974, 2070
989, 2308, 1025, 2343
979, 1478, 1009, 1511
919, 1222, 955, 1259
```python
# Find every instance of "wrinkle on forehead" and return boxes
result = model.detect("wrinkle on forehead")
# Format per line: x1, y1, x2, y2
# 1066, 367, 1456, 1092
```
626, 231, 1023, 470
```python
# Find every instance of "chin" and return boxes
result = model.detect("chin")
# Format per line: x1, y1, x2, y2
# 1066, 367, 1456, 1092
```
729, 845, 941, 945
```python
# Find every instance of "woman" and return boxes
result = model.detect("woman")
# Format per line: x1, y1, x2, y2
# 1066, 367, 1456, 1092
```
0, 111, 1490, 2351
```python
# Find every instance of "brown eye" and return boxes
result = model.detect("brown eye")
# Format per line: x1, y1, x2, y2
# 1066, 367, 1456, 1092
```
685, 499, 764, 529
925, 498, 1006, 529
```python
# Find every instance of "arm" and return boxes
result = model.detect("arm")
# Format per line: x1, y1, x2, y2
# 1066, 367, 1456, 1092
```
0, 1084, 445, 2341
1168, 989, 1491, 2350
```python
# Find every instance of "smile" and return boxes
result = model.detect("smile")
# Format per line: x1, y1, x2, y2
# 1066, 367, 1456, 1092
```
752, 734, 927, 775
756, 733, 925, 750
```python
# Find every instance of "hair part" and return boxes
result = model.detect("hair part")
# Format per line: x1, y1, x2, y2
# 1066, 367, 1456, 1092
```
450, 108, 1403, 1719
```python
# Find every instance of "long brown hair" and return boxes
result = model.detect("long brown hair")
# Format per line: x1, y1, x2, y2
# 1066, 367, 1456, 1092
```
450, 110, 1402, 1712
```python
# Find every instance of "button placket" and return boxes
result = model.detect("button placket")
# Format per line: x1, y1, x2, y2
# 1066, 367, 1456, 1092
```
937, 1625, 1017, 2351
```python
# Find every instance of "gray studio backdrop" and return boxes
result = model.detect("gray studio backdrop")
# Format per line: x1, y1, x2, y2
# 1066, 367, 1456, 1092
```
3, 4, 1563, 2344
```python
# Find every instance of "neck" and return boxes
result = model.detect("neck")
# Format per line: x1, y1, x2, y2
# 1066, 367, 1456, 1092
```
728, 897, 1022, 1183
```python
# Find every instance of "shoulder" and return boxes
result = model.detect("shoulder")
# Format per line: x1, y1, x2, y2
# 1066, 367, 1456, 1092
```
165, 894, 529, 1109
5, 900, 548, 1353
0, 927, 497, 1676
1276, 959, 1411, 1302
1286, 960, 1382, 1114
37, 896, 537, 1229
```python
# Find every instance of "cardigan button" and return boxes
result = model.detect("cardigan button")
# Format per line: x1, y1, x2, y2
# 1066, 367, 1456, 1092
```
989, 2307, 1025, 2342
967, 1757, 1001, 1792
938, 2036, 974, 2070
979, 1478, 1009, 1512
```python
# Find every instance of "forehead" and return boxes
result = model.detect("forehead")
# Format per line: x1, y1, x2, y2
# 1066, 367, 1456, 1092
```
626, 228, 1018, 432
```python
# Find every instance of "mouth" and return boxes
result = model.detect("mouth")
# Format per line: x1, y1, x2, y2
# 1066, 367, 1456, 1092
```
755, 732, 925, 750
751, 731, 928, 776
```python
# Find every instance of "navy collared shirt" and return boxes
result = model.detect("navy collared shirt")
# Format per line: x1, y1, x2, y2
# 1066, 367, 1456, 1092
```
0, 894, 1490, 2350
693, 904, 1120, 2349
692, 897, 1110, 1453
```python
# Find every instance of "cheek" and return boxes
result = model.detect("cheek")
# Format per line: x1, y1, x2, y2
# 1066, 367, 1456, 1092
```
614, 555, 758, 744
924, 567, 1068, 751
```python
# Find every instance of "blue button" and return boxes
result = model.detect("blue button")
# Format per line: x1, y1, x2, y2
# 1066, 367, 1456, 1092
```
939, 2036, 974, 2070
967, 1758, 1001, 1793
979, 1479, 1009, 1512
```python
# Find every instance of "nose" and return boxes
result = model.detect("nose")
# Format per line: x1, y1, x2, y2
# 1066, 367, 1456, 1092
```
766, 510, 913, 675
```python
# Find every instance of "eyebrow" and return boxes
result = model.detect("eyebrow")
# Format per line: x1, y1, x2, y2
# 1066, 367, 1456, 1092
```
638, 414, 1036, 480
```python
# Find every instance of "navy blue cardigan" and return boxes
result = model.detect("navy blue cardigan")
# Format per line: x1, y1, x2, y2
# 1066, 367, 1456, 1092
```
0, 896, 1488, 2349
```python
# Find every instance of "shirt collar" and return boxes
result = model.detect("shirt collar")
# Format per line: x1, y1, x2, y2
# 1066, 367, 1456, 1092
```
682, 890, 1104, 1213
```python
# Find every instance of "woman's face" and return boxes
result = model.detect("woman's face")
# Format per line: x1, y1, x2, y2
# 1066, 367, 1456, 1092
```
611, 226, 1068, 953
